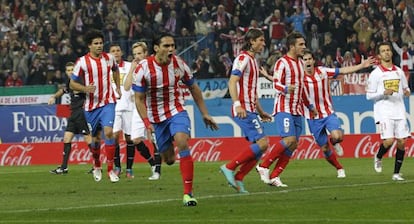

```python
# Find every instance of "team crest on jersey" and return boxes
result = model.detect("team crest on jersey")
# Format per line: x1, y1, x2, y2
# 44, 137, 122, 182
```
274, 69, 282, 80
174, 68, 181, 78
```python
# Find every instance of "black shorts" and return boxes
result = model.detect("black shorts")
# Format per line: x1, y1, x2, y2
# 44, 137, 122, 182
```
66, 108, 90, 135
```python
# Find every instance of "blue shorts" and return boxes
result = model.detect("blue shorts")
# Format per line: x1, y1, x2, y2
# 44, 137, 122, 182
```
233, 112, 266, 143
153, 111, 191, 153
275, 112, 303, 140
84, 103, 115, 136
307, 113, 342, 146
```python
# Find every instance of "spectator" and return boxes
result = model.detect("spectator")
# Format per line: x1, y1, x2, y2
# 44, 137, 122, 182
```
219, 29, 244, 59
391, 40, 414, 82
164, 10, 177, 35
264, 9, 286, 46
321, 32, 338, 59
26, 58, 46, 85
307, 23, 322, 54
49, 70, 66, 87
337, 50, 356, 67
284, 3, 310, 36
5, 71, 23, 87
353, 16, 376, 53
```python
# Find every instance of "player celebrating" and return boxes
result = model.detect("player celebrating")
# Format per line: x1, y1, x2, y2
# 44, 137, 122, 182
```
302, 49, 375, 178
219, 28, 272, 193
255, 32, 307, 187
132, 33, 219, 206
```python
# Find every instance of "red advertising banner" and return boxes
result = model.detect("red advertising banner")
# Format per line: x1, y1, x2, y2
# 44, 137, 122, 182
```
0, 134, 413, 166
330, 73, 369, 96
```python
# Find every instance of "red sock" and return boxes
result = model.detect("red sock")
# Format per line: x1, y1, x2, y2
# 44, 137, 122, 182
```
235, 159, 257, 181
270, 153, 290, 179
105, 144, 115, 172
326, 151, 343, 169
90, 147, 101, 168
226, 148, 255, 170
260, 141, 285, 168
180, 155, 194, 195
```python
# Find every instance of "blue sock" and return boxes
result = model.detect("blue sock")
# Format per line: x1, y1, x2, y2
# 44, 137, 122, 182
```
179, 149, 191, 158
250, 144, 262, 160
284, 148, 293, 157
323, 150, 332, 158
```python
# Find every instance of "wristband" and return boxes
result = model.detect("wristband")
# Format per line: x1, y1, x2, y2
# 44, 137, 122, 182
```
233, 100, 241, 107
143, 118, 151, 128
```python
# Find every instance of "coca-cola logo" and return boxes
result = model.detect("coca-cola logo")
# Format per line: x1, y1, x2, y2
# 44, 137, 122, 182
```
354, 135, 382, 158
293, 136, 322, 160
189, 139, 222, 162
69, 143, 125, 164
0, 144, 32, 166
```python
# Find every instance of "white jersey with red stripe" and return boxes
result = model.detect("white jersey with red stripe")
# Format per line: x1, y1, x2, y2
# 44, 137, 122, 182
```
132, 55, 193, 123
72, 52, 118, 111
303, 66, 339, 119
231, 51, 259, 113
112, 60, 133, 112
366, 64, 409, 123
273, 55, 306, 115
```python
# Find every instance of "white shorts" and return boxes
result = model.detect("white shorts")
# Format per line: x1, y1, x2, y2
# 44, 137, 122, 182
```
113, 111, 132, 135
377, 119, 410, 139
130, 109, 147, 140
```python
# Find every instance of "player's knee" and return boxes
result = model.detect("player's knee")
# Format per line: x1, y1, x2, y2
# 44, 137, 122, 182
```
257, 137, 269, 151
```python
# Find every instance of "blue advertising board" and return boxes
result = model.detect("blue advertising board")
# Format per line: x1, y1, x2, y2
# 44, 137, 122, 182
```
1, 95, 413, 143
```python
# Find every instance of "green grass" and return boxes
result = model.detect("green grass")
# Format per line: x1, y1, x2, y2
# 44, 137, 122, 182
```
0, 158, 413, 223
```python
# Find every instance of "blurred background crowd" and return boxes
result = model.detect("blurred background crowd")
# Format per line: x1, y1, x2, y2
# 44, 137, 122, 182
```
1, 0, 414, 89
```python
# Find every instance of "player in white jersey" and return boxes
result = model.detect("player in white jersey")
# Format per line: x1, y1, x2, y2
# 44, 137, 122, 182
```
124, 42, 161, 180
302, 49, 375, 178
109, 44, 134, 179
110, 43, 159, 180
366, 42, 411, 181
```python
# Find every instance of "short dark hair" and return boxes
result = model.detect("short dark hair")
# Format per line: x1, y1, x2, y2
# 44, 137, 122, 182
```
152, 32, 174, 48
109, 43, 121, 50
376, 41, 391, 55
303, 49, 314, 58
84, 29, 104, 45
286, 31, 305, 49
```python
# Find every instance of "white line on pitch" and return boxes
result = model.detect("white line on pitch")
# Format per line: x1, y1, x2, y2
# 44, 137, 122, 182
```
1, 180, 413, 214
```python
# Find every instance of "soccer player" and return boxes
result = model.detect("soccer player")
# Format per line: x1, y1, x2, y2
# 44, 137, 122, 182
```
366, 42, 410, 181
70, 29, 121, 183
124, 42, 161, 180
109, 43, 136, 179
302, 49, 375, 178
255, 31, 307, 187
132, 33, 219, 206
219, 29, 272, 193
49, 62, 92, 174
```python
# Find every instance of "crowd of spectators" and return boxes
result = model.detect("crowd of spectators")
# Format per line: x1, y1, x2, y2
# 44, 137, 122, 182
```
1, 0, 414, 87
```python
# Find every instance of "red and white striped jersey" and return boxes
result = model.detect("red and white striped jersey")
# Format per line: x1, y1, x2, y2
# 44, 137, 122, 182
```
231, 51, 259, 113
303, 66, 338, 119
132, 55, 193, 123
273, 55, 306, 115
72, 52, 118, 111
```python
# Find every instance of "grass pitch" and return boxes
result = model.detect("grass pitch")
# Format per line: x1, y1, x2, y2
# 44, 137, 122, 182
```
0, 158, 413, 223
